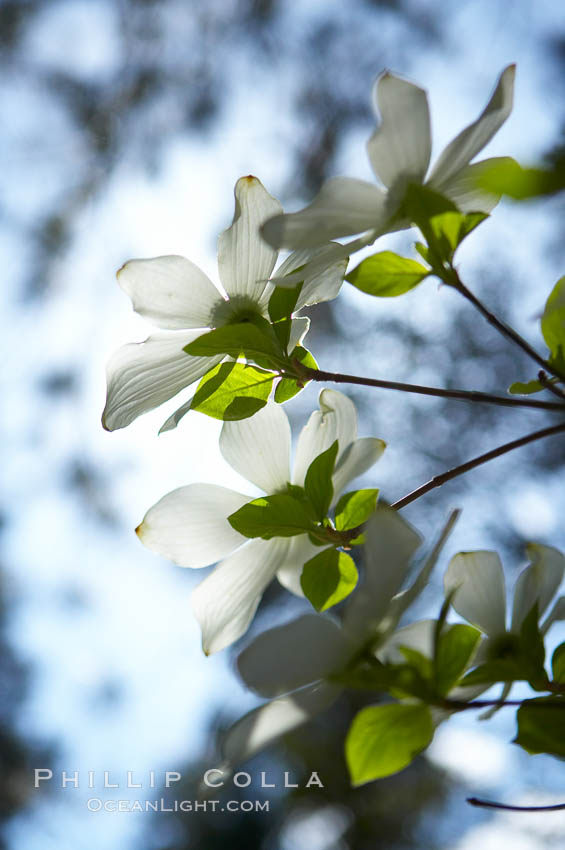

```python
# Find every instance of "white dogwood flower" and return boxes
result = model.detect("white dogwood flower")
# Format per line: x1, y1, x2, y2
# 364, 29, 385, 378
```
444, 543, 565, 641
136, 389, 385, 654
262, 65, 515, 253
102, 176, 347, 431
216, 506, 457, 770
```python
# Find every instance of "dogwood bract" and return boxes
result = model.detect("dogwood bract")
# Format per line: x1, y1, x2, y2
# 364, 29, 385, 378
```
136, 389, 385, 653
215, 506, 457, 771
262, 65, 515, 253
102, 175, 347, 431
445, 543, 565, 642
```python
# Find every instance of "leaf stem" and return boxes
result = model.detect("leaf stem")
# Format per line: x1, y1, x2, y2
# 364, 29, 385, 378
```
449, 271, 565, 383
391, 420, 565, 510
295, 364, 565, 413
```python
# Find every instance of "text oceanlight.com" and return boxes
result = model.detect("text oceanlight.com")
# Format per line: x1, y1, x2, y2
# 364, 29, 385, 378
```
86, 799, 269, 813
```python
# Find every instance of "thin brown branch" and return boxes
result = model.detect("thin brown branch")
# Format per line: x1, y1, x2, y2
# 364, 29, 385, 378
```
391, 420, 565, 510
468, 797, 565, 812
295, 364, 565, 413
450, 272, 565, 383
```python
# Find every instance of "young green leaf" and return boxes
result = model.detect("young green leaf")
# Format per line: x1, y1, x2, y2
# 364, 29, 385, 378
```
268, 282, 303, 323
190, 361, 274, 421
515, 697, 565, 757
460, 658, 524, 688
346, 703, 434, 786
346, 252, 430, 297
541, 276, 565, 366
300, 547, 358, 611
228, 494, 317, 540
551, 642, 565, 684
508, 379, 544, 395
184, 322, 284, 364
334, 489, 379, 531
434, 624, 481, 696
274, 345, 318, 403
304, 441, 339, 519
476, 157, 565, 200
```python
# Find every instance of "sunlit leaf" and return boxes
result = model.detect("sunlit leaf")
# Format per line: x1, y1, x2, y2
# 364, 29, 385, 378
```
346, 703, 434, 785
301, 547, 358, 611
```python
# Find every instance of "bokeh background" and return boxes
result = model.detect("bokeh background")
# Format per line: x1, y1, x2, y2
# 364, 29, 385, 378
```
2, 0, 565, 848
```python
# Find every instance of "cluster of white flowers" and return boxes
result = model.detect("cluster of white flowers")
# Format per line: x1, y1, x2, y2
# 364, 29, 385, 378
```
103, 63, 565, 782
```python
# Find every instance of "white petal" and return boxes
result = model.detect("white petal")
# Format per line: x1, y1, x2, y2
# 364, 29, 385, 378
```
269, 236, 373, 288
191, 538, 289, 654
261, 177, 387, 249
343, 505, 421, 643
292, 389, 358, 486
511, 543, 565, 632
117, 256, 224, 329
287, 316, 310, 353
158, 396, 194, 433
102, 331, 222, 431
442, 158, 506, 213
332, 437, 386, 501
367, 73, 431, 190
217, 176, 282, 300
444, 551, 507, 636
428, 65, 515, 190
276, 534, 326, 597
541, 596, 565, 635
221, 682, 341, 769
220, 403, 291, 494
237, 614, 351, 697
136, 483, 249, 567
388, 509, 460, 628
378, 618, 436, 663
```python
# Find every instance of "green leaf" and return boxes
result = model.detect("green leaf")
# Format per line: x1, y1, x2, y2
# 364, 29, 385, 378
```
268, 282, 303, 323
304, 441, 339, 519
515, 697, 565, 757
402, 185, 487, 271
461, 659, 525, 687
274, 346, 318, 403
228, 494, 317, 540
184, 322, 284, 364
346, 251, 429, 297
300, 547, 358, 611
541, 276, 565, 365
190, 361, 274, 421
552, 643, 565, 684
477, 157, 565, 200
508, 379, 544, 395
434, 624, 481, 696
428, 210, 488, 255
334, 489, 379, 531
403, 183, 458, 222
518, 603, 547, 689
346, 703, 434, 785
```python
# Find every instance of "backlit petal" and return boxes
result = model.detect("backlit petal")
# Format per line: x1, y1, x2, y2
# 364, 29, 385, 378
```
117, 255, 223, 329
444, 550, 507, 636
368, 73, 431, 189
136, 483, 249, 568
102, 331, 222, 431
428, 65, 515, 190
220, 403, 291, 494
238, 614, 351, 697
191, 538, 289, 654
292, 389, 358, 486
217, 176, 282, 300
261, 178, 387, 249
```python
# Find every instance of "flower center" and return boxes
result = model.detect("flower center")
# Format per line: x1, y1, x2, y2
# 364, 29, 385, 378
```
211, 295, 265, 327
